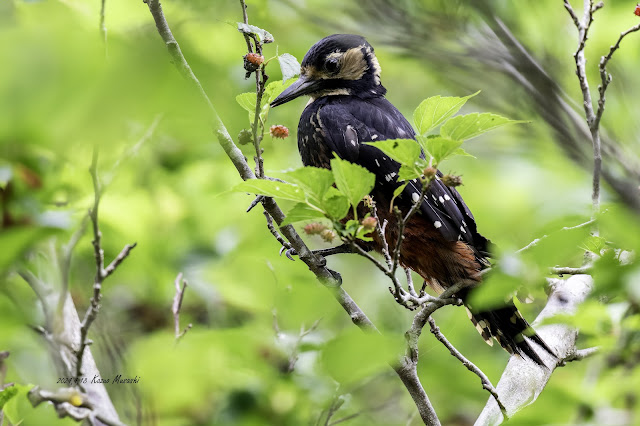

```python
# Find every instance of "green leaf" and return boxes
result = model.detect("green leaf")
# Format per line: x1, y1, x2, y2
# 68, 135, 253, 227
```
278, 53, 301, 82
233, 179, 306, 203
441, 112, 527, 141
355, 229, 374, 242
281, 167, 334, 205
392, 182, 408, 201
237, 23, 274, 44
581, 235, 607, 255
322, 187, 350, 219
330, 157, 375, 211
281, 203, 326, 226
397, 165, 420, 182
468, 270, 520, 310
259, 78, 296, 122
235, 92, 256, 122
344, 219, 360, 233
452, 147, 476, 158
2, 384, 33, 425
0, 386, 18, 410
422, 136, 462, 165
413, 91, 480, 135
262, 78, 295, 105
365, 139, 421, 166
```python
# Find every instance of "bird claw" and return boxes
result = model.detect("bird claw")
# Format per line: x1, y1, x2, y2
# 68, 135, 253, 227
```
279, 246, 297, 261
328, 269, 342, 286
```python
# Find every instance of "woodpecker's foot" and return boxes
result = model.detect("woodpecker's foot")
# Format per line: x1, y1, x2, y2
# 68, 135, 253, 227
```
279, 245, 297, 261
327, 268, 342, 286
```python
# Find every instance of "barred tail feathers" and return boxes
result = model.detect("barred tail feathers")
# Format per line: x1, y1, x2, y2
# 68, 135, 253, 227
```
466, 304, 556, 366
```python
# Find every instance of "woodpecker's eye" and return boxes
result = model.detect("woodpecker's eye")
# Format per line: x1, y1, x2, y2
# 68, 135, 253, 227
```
324, 57, 340, 74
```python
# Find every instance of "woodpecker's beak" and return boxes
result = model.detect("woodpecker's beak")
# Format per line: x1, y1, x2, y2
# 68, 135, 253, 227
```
270, 75, 323, 107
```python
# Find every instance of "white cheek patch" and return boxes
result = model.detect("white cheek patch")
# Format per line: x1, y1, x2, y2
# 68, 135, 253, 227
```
366, 46, 382, 85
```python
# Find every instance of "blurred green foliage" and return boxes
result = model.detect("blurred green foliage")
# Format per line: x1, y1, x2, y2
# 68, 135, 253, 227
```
1, 0, 639, 425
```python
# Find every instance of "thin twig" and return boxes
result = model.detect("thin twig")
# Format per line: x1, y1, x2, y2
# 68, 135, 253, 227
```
172, 273, 192, 341
246, 195, 264, 212
563, 0, 581, 29
28, 386, 124, 426
517, 218, 595, 253
239, 0, 268, 178
405, 268, 418, 298
564, 0, 602, 223
593, 22, 640, 189
374, 210, 393, 268
559, 346, 599, 366
391, 180, 430, 277
405, 281, 470, 363
238, 0, 253, 53
75, 149, 136, 381
428, 317, 508, 419
0, 351, 9, 387
99, 0, 107, 56
283, 317, 321, 373
550, 266, 592, 276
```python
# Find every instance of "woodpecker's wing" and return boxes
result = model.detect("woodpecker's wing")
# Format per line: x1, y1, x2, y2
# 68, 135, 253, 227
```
316, 97, 488, 253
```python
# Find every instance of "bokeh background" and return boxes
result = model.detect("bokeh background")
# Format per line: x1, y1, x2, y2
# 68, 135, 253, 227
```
1, 0, 639, 425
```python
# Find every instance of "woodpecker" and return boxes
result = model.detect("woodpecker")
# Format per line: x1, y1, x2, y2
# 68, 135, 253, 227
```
271, 34, 554, 365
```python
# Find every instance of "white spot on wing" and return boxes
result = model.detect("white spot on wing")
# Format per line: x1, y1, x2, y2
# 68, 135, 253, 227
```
372, 134, 379, 140
434, 221, 442, 229
350, 139, 356, 146
460, 225, 467, 233
438, 196, 444, 203
444, 194, 451, 201
375, 159, 380, 167
412, 193, 420, 203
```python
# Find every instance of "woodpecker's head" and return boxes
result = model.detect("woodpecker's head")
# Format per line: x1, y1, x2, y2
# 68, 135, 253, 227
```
271, 34, 385, 107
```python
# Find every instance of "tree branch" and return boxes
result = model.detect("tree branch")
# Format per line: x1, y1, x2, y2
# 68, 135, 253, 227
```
475, 274, 594, 425
517, 218, 595, 253
172, 272, 192, 341
99, 0, 107, 55
559, 346, 599, 366
550, 266, 592, 276
564, 0, 603, 222
76, 149, 136, 381
28, 386, 124, 426
428, 317, 508, 419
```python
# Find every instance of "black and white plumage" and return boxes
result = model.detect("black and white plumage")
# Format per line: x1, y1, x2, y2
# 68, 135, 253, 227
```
272, 34, 553, 365
299, 95, 489, 253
